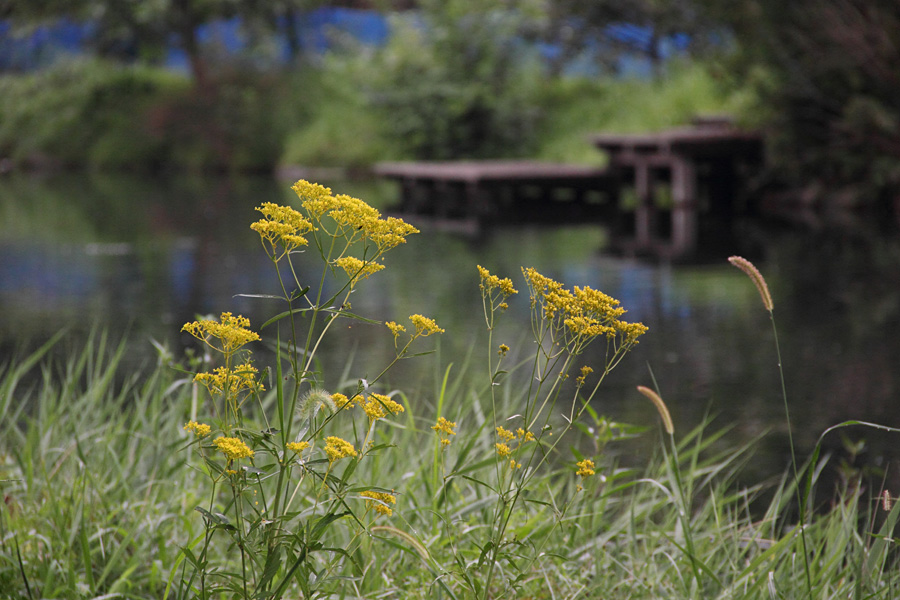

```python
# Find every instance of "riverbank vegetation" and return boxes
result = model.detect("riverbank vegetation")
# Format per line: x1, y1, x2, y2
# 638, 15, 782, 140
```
2, 181, 899, 599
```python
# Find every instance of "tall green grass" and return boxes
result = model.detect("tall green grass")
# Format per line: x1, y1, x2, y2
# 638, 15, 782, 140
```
2, 187, 899, 599
1, 335, 899, 598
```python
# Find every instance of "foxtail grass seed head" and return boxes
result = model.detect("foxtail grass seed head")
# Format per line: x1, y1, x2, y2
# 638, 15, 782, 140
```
299, 388, 336, 421
728, 256, 773, 312
883, 490, 894, 511
637, 386, 674, 434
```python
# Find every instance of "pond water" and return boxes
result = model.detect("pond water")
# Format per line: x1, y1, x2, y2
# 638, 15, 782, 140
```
3, 171, 900, 493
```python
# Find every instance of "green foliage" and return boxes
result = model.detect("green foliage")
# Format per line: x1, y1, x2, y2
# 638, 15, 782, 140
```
360, 3, 547, 160
724, 0, 900, 208
0, 58, 292, 172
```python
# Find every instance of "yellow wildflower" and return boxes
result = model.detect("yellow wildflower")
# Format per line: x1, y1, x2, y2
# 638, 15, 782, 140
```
432, 416, 457, 447
360, 490, 397, 516
325, 436, 357, 463
576, 365, 593, 386
409, 314, 444, 336
194, 363, 264, 397
250, 202, 313, 257
183, 421, 211, 437
495, 443, 512, 458
364, 393, 404, 421
293, 180, 334, 218
576, 459, 595, 478
498, 344, 510, 356
496, 426, 516, 442
385, 321, 406, 339
214, 436, 254, 460
182, 312, 260, 355
333, 256, 385, 284
286, 441, 310, 456
477, 265, 518, 296
509, 460, 521, 469
332, 393, 354, 411
516, 428, 535, 442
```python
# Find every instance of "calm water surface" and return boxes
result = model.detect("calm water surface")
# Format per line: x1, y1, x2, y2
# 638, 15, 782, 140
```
3, 171, 900, 489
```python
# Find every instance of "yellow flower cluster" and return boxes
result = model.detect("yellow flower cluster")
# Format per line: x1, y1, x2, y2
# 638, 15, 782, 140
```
214, 436, 254, 460
432, 417, 457, 447
194, 363, 264, 397
409, 314, 444, 336
494, 424, 536, 462
333, 256, 385, 285
385, 321, 406, 339
325, 436, 357, 463
293, 181, 419, 253
250, 202, 314, 259
286, 441, 310, 456
522, 267, 648, 354
184, 421, 211, 437
182, 312, 260, 355
360, 490, 397, 516
477, 265, 518, 297
576, 459, 596, 478
496, 426, 516, 442
363, 393, 405, 421
498, 344, 510, 356
576, 365, 593, 386
332, 393, 353, 411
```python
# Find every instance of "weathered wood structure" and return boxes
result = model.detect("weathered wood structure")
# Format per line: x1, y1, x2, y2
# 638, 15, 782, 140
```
375, 119, 763, 258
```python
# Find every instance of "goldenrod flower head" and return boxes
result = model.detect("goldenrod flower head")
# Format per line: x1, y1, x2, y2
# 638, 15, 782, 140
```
332, 393, 353, 411
286, 441, 310, 455
364, 393, 404, 421
385, 321, 406, 340
496, 426, 516, 442
477, 265, 518, 297
432, 416, 457, 447
509, 459, 522, 470
194, 363, 264, 397
576, 365, 593, 386
516, 427, 535, 442
182, 312, 260, 355
184, 421, 211, 437
521, 267, 647, 353
728, 256, 774, 312
333, 256, 385, 285
292, 179, 333, 213
214, 436, 254, 460
360, 490, 397, 516
495, 443, 512, 458
325, 436, 357, 462
576, 459, 595, 478
409, 314, 444, 336
367, 216, 419, 252
251, 202, 313, 257
498, 344, 510, 356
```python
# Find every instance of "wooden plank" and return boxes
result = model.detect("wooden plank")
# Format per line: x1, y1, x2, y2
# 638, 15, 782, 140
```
374, 160, 610, 184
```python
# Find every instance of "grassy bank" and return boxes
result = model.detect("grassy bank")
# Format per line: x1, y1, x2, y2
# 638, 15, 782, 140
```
2, 182, 898, 599
0, 57, 747, 173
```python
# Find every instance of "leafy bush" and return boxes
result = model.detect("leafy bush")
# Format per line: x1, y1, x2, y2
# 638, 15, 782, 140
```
360, 3, 547, 160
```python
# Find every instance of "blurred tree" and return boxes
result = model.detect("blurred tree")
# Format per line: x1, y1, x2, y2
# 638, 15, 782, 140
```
720, 0, 900, 217
536, 0, 724, 76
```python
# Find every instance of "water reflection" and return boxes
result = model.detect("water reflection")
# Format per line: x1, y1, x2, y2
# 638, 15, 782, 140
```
2, 171, 900, 492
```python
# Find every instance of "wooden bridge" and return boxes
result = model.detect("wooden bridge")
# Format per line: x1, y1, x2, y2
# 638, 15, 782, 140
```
374, 118, 763, 258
